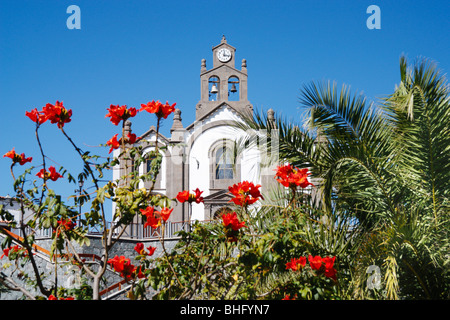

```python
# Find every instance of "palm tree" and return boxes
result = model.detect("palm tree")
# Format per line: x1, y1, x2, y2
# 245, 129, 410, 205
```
240, 56, 450, 299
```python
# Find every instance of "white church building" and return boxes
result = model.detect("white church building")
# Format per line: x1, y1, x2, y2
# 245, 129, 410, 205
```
114, 36, 277, 224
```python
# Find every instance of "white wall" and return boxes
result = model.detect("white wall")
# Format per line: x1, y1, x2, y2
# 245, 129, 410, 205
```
187, 107, 261, 220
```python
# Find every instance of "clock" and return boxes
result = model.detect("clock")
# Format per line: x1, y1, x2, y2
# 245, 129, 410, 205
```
217, 48, 232, 62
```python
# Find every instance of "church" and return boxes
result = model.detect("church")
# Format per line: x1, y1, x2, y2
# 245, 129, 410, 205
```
113, 36, 278, 225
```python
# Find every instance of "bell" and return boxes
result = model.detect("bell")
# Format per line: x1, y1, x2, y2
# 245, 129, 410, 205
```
210, 85, 218, 94
230, 83, 237, 93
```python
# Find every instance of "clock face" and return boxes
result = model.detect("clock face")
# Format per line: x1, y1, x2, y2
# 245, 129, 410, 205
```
217, 48, 232, 62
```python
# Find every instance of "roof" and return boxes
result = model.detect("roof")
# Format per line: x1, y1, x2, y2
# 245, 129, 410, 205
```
185, 102, 246, 131
138, 125, 170, 144
200, 64, 247, 78
203, 189, 234, 204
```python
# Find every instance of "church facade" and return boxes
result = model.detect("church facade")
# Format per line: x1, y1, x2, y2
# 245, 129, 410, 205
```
114, 37, 277, 224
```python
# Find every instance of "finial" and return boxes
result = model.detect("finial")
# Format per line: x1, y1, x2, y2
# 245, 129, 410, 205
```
221, 35, 227, 43
241, 59, 247, 68
201, 58, 206, 71
174, 108, 182, 120
267, 109, 276, 128
171, 108, 184, 133
124, 120, 132, 133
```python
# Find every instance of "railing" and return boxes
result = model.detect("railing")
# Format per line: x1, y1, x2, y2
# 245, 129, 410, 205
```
111, 220, 191, 240
12, 220, 195, 240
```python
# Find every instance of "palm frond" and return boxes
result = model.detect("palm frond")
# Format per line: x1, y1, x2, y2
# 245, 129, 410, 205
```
383, 56, 450, 222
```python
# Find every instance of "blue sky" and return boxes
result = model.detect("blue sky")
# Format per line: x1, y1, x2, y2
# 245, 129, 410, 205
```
1, 0, 449, 219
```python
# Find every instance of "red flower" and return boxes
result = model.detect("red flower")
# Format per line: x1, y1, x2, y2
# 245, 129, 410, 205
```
322, 256, 337, 280
1, 246, 18, 259
105, 104, 138, 126
221, 211, 246, 242
322, 256, 335, 269
1, 248, 10, 259
106, 132, 140, 153
108, 255, 130, 274
36, 166, 63, 181
275, 164, 313, 189
282, 294, 297, 300
106, 134, 120, 153
285, 257, 307, 271
134, 242, 145, 255
140, 206, 155, 218
42, 101, 72, 128
176, 188, 204, 204
58, 218, 76, 231
48, 295, 74, 300
126, 132, 139, 144
308, 255, 323, 270
140, 206, 161, 229
147, 246, 156, 256
324, 266, 337, 280
136, 266, 146, 279
3, 148, 32, 166
192, 188, 204, 204
25, 101, 72, 128
176, 190, 190, 203
1, 245, 26, 260
107, 255, 136, 280
228, 181, 263, 206
134, 243, 157, 257
222, 211, 246, 231
140, 100, 176, 119
144, 215, 161, 229
25, 108, 47, 124
157, 207, 173, 222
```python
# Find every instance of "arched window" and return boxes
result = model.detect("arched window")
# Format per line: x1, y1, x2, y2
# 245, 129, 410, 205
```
209, 139, 241, 190
215, 146, 234, 179
142, 148, 165, 190
228, 76, 240, 101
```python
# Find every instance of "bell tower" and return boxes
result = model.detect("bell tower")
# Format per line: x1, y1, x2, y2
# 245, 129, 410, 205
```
196, 36, 253, 120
